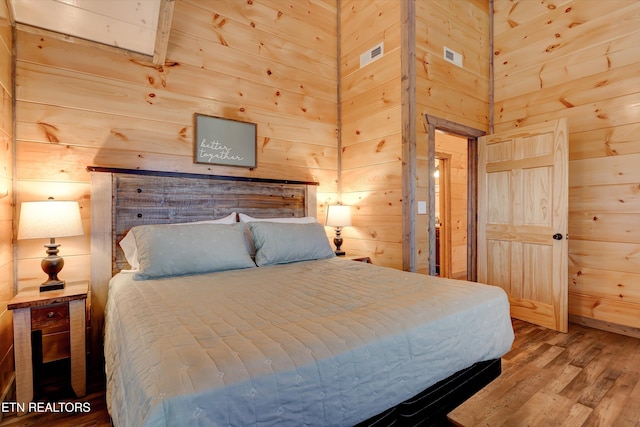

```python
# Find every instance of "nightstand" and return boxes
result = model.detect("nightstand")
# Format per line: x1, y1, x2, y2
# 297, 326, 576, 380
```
8, 281, 88, 412
342, 255, 372, 263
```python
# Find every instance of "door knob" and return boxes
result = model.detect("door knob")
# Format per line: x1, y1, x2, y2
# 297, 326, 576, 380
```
552, 233, 563, 240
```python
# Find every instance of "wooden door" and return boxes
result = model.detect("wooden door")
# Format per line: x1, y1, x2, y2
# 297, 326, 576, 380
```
478, 119, 568, 332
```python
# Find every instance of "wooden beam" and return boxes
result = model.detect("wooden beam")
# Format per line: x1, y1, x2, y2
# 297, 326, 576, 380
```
86, 166, 319, 186
153, 0, 175, 65
401, 0, 417, 272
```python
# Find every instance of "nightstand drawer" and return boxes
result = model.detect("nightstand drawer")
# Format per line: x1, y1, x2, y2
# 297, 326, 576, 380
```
31, 303, 69, 329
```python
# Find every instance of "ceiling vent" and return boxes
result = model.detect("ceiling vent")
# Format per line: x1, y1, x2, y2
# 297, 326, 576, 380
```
360, 42, 384, 68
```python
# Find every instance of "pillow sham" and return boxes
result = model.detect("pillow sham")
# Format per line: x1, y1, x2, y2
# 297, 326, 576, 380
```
238, 213, 318, 257
238, 213, 317, 223
249, 221, 335, 266
119, 230, 140, 270
131, 222, 254, 279
119, 212, 237, 270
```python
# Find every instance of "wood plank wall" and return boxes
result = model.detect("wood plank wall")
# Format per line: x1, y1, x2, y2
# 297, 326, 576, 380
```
493, 0, 640, 333
339, 0, 403, 268
339, 0, 489, 270
0, 0, 14, 405
13, 0, 338, 291
8, 0, 639, 348
415, 0, 490, 273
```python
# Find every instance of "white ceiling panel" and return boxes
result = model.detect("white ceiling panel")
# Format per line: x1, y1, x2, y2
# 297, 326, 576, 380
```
12, 0, 161, 56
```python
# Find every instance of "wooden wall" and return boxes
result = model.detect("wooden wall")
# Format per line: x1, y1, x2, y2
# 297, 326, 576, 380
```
339, 0, 489, 271
415, 0, 490, 273
14, 0, 337, 287
493, 0, 640, 333
8, 0, 640, 348
13, 0, 338, 355
0, 0, 13, 405
339, 0, 403, 268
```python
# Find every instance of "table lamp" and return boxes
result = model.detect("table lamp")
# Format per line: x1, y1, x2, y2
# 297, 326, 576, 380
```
17, 198, 84, 292
326, 204, 351, 256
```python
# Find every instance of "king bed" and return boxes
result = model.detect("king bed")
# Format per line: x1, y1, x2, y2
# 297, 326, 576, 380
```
89, 167, 514, 426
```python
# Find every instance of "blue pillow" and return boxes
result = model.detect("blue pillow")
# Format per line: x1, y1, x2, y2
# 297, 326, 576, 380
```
132, 223, 255, 279
249, 222, 335, 266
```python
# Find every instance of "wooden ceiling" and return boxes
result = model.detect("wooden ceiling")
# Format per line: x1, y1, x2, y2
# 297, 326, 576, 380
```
10, 0, 174, 64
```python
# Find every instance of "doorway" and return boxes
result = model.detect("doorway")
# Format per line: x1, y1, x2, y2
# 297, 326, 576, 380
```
435, 134, 468, 280
425, 115, 485, 281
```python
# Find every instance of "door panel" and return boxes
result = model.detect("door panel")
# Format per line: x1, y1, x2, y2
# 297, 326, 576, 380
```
478, 119, 568, 332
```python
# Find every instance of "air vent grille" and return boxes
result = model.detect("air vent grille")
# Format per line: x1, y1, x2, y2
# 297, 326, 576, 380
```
443, 46, 463, 68
360, 42, 384, 68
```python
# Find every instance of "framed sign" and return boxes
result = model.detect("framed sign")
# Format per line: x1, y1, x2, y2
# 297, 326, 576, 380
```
194, 114, 257, 168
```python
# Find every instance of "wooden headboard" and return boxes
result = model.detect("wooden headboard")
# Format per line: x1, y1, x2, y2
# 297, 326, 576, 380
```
88, 167, 318, 360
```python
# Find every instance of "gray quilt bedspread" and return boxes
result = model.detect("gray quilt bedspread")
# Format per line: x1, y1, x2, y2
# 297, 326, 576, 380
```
104, 257, 514, 426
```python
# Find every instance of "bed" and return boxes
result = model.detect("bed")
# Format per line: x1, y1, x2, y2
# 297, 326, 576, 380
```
89, 168, 514, 426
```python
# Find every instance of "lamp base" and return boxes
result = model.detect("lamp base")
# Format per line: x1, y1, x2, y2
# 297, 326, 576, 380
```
40, 280, 65, 292
333, 231, 345, 257
40, 241, 66, 292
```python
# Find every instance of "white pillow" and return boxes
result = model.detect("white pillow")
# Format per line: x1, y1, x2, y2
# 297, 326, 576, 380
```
238, 213, 317, 223
118, 212, 237, 270
119, 230, 140, 270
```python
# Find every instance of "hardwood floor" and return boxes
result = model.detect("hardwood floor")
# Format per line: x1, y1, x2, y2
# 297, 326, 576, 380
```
0, 359, 110, 427
1, 319, 638, 426
449, 319, 640, 427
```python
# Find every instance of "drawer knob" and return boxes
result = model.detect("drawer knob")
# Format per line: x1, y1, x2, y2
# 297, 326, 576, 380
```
47, 311, 55, 318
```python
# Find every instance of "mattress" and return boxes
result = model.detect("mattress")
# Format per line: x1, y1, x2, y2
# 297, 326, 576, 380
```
104, 257, 514, 426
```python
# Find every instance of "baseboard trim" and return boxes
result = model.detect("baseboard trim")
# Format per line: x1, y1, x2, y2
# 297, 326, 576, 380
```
570, 314, 640, 339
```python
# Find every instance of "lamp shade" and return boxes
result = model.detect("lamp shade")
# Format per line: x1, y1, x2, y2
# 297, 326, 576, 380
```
326, 205, 352, 227
18, 200, 84, 240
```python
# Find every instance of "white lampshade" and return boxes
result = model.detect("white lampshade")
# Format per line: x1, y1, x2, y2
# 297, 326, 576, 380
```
18, 200, 84, 240
326, 205, 352, 227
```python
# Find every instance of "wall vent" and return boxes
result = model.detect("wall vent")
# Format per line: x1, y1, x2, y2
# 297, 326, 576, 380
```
360, 42, 384, 68
443, 46, 463, 68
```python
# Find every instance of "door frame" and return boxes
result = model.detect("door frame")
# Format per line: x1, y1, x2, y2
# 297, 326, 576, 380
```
425, 115, 485, 281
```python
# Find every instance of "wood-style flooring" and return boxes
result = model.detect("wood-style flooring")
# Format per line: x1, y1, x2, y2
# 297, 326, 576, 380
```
0, 360, 110, 427
1, 319, 639, 426
449, 319, 640, 426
